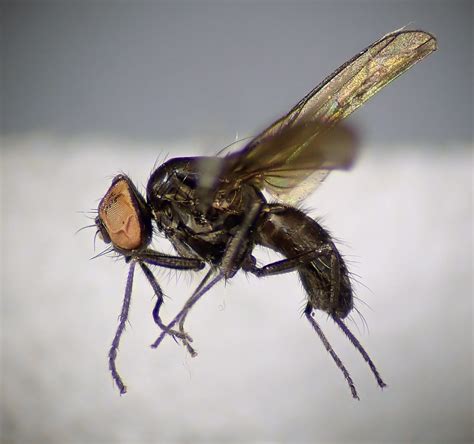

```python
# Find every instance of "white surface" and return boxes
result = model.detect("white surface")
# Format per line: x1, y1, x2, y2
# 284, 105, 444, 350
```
1, 137, 472, 443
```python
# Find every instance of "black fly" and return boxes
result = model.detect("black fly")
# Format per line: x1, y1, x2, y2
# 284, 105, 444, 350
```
93, 30, 437, 397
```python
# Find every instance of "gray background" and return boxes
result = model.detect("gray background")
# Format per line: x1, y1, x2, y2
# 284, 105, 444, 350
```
1, 1, 472, 444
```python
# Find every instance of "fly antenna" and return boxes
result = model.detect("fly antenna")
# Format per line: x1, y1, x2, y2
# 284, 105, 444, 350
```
332, 315, 386, 389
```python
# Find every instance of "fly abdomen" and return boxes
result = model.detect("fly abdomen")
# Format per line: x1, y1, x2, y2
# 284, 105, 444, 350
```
255, 204, 353, 318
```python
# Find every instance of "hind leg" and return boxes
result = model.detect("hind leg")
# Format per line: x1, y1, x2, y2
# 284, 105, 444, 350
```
304, 303, 359, 399
244, 249, 385, 398
242, 245, 333, 277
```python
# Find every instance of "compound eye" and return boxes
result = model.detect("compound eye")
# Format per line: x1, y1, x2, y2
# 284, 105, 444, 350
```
98, 179, 143, 250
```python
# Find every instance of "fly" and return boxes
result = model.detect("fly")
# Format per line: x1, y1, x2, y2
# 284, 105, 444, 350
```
92, 29, 437, 398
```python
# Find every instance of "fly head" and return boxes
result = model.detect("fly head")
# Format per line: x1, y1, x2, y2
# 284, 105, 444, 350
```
96, 174, 152, 254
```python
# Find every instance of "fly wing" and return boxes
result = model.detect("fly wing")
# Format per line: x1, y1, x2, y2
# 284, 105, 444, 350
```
215, 30, 437, 203
221, 121, 357, 203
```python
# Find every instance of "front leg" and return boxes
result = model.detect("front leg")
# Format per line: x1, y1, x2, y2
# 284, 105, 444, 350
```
135, 249, 204, 346
139, 263, 193, 343
108, 250, 206, 394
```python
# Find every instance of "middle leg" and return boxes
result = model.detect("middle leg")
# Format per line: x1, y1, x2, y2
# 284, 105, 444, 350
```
153, 200, 264, 353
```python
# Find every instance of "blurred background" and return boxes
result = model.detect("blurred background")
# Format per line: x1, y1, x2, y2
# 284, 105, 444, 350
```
1, 1, 472, 443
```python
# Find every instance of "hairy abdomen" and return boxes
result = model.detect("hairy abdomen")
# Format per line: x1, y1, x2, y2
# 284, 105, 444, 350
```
255, 204, 353, 318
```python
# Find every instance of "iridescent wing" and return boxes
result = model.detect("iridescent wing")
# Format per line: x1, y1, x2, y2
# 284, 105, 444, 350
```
215, 29, 437, 203
220, 121, 357, 202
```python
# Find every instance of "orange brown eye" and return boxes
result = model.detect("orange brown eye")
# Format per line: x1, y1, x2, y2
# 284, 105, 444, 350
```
98, 179, 142, 250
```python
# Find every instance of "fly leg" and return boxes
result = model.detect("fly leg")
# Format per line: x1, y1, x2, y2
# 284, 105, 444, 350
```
135, 249, 205, 345
243, 250, 359, 399
243, 248, 385, 398
108, 260, 136, 395
135, 249, 205, 271
152, 201, 264, 355
304, 304, 359, 399
242, 245, 333, 277
139, 263, 193, 344
151, 269, 223, 350
177, 268, 216, 356
140, 250, 205, 346
332, 316, 387, 389
177, 200, 265, 355
108, 252, 205, 394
